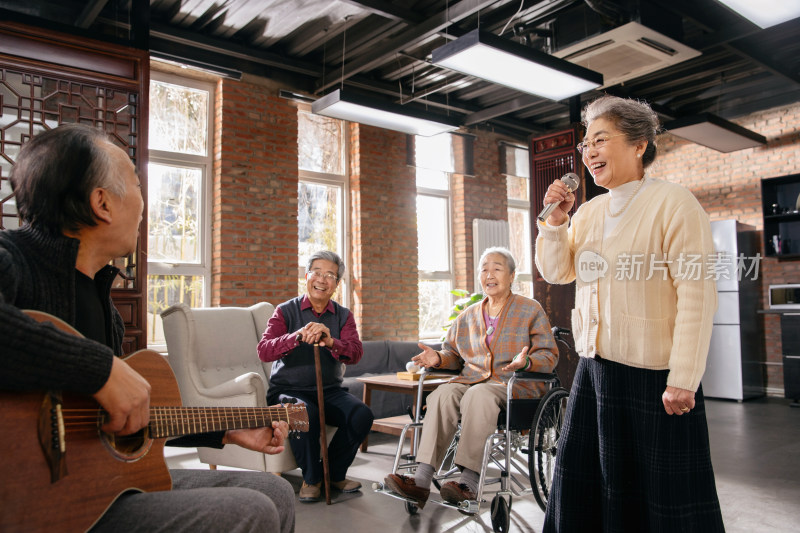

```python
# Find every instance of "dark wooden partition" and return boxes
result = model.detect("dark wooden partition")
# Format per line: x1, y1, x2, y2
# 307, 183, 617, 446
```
0, 22, 149, 352
529, 127, 585, 392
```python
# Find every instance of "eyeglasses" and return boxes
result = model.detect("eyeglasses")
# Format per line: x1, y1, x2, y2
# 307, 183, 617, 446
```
306, 271, 338, 282
576, 134, 626, 154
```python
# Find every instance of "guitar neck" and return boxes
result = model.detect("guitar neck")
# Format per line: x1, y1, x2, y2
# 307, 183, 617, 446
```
148, 406, 299, 438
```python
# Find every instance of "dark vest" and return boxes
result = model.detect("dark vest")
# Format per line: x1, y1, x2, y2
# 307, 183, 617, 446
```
268, 296, 350, 392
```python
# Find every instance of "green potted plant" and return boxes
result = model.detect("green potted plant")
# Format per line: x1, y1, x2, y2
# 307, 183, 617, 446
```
441, 289, 484, 341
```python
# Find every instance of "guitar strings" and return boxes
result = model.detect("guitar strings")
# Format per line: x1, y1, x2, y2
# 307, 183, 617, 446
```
57, 406, 305, 431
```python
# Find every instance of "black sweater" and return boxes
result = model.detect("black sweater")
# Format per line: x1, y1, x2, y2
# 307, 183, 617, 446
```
0, 225, 224, 448
0, 226, 116, 393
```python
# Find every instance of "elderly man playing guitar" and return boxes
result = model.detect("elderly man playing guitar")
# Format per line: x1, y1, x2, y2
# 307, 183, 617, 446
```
0, 124, 296, 533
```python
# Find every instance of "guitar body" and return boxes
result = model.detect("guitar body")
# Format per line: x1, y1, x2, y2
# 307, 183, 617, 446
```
1, 311, 308, 533
0, 347, 178, 532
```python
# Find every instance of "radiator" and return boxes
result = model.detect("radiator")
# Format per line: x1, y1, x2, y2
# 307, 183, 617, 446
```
472, 218, 510, 291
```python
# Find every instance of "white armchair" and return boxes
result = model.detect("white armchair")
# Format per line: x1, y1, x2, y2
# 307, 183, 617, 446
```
161, 301, 304, 472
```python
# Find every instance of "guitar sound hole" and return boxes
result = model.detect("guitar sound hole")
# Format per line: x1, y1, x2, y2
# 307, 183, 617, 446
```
99, 428, 153, 462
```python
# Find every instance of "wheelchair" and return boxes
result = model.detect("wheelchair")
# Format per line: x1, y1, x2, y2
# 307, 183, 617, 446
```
373, 327, 571, 533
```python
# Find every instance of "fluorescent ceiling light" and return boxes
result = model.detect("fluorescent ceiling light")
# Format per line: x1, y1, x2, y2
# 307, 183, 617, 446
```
431, 29, 603, 101
715, 0, 800, 28
664, 113, 767, 153
311, 89, 459, 137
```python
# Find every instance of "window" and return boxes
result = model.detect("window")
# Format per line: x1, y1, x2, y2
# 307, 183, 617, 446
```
416, 134, 455, 339
504, 143, 533, 297
147, 72, 214, 349
297, 110, 348, 304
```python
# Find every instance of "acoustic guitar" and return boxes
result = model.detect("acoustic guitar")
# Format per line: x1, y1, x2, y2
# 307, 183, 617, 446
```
0, 310, 308, 533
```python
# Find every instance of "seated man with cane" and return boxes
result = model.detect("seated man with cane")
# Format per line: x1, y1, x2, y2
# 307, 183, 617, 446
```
257, 251, 374, 503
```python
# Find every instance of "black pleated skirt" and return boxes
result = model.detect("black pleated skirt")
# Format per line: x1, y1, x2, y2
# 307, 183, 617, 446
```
543, 356, 725, 533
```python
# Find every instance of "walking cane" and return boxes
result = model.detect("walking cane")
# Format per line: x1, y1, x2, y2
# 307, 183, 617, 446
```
314, 335, 332, 505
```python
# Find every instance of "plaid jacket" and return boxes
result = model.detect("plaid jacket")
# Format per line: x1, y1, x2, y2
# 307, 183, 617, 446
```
438, 294, 558, 398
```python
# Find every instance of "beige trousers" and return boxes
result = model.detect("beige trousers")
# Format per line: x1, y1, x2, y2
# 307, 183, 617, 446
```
415, 382, 507, 473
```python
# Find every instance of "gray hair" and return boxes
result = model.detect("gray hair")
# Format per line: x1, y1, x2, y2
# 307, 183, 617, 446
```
582, 95, 660, 169
478, 246, 516, 274
11, 123, 126, 234
307, 250, 345, 280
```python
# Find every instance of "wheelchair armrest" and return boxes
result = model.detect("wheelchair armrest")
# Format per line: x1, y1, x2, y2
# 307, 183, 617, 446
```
512, 370, 558, 382
419, 367, 459, 382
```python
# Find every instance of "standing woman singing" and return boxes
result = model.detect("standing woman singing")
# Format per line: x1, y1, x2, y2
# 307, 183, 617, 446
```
535, 96, 725, 532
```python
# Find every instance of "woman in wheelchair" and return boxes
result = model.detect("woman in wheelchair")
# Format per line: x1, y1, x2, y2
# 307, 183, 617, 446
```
384, 247, 558, 509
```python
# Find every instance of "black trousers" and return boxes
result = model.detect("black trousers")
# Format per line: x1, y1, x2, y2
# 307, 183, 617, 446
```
269, 386, 374, 484
544, 356, 725, 533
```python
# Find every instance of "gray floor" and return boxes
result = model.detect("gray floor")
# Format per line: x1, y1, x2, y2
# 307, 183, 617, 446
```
165, 397, 800, 532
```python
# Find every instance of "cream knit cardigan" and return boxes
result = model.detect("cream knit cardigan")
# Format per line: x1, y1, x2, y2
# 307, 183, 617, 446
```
535, 178, 718, 391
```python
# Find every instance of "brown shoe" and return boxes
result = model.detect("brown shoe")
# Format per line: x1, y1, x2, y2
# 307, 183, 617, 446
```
384, 474, 430, 509
331, 478, 362, 493
439, 481, 476, 504
299, 481, 321, 502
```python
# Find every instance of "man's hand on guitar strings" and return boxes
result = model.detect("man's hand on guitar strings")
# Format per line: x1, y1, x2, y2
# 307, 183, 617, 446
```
93, 357, 152, 436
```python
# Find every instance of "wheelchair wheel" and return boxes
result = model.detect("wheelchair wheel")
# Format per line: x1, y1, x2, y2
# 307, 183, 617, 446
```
490, 494, 512, 533
404, 501, 418, 515
529, 387, 569, 512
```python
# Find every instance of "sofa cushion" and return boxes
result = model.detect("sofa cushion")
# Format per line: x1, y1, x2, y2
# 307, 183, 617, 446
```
346, 340, 390, 377
343, 341, 444, 420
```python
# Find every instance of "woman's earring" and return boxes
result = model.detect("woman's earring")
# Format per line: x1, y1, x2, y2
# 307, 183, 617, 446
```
637, 153, 642, 158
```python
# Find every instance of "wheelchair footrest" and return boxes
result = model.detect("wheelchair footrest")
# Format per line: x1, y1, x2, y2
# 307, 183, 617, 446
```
373, 482, 483, 515
429, 498, 482, 515
372, 482, 421, 506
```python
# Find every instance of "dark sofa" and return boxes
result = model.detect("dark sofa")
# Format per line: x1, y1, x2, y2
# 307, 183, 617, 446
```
343, 340, 442, 419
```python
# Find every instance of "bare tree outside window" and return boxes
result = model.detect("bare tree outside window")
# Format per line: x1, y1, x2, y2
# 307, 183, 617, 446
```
415, 134, 455, 339
147, 72, 213, 349
297, 109, 347, 305
149, 80, 208, 156
148, 164, 201, 263
505, 145, 533, 298
299, 112, 343, 175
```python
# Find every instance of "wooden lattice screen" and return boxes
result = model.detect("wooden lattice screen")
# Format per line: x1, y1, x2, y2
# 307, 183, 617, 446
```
0, 22, 149, 352
529, 126, 584, 391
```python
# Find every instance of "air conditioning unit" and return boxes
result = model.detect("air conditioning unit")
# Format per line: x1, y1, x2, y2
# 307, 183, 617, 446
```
552, 22, 701, 89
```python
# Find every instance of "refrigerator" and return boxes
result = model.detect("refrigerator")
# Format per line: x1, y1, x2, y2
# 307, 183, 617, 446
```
702, 219, 764, 400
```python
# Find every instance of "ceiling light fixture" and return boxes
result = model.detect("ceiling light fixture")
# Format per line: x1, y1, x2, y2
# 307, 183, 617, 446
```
311, 89, 460, 137
664, 113, 767, 153
715, 0, 800, 28
431, 29, 603, 101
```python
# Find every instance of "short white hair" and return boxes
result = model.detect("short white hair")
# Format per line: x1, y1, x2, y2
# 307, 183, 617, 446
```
478, 246, 516, 273
307, 250, 345, 279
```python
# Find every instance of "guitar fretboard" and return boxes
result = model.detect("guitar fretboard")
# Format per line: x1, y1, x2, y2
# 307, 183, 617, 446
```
148, 406, 306, 438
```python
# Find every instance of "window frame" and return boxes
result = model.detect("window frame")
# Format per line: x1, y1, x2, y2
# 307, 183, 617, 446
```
415, 133, 456, 340
147, 70, 215, 350
297, 107, 350, 307
504, 143, 533, 297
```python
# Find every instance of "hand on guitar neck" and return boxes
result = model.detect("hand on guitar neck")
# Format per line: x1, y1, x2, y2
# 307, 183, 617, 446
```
0, 311, 310, 533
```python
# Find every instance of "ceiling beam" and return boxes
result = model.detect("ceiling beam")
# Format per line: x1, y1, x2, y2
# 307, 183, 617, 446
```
149, 21, 321, 77
463, 95, 543, 125
75, 0, 108, 29
316, 0, 500, 93
652, 0, 800, 86
338, 0, 425, 24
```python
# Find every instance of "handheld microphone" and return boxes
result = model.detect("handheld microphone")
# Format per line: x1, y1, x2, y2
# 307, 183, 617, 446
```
537, 173, 580, 223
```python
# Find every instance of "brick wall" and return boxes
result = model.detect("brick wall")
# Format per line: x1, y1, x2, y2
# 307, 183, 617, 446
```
452, 131, 510, 292
656, 102, 800, 393
349, 123, 418, 340
213, 77, 299, 307
209, 76, 800, 394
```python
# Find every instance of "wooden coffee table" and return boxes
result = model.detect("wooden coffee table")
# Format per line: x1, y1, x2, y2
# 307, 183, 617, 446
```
357, 373, 454, 452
